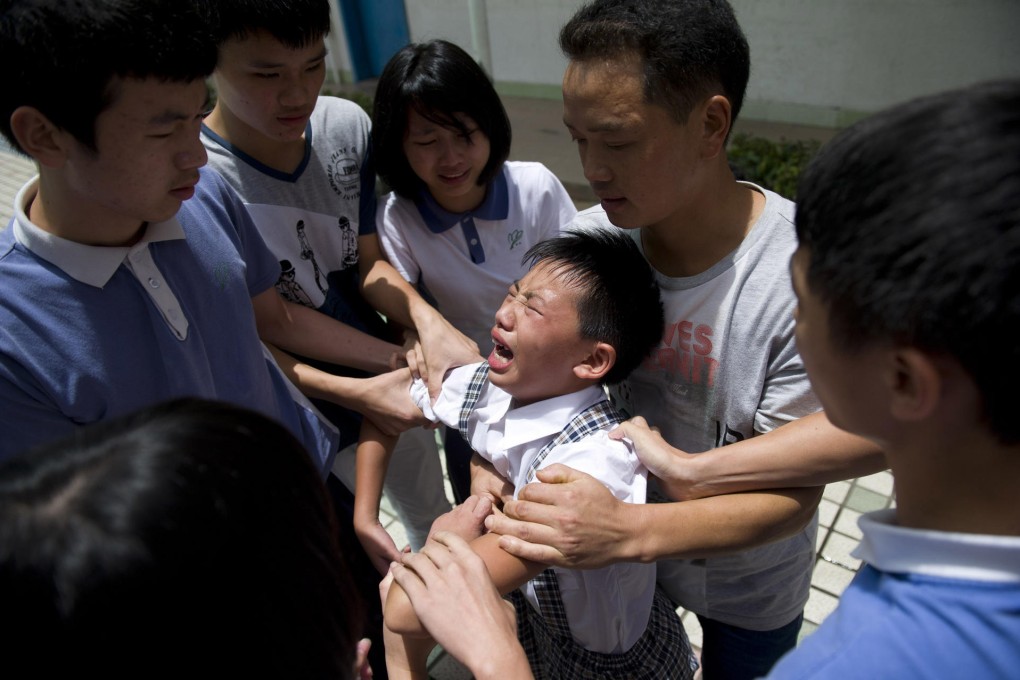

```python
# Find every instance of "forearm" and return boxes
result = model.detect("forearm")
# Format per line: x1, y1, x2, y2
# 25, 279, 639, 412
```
675, 411, 886, 500
386, 533, 540, 635
258, 298, 399, 374
267, 344, 361, 404
627, 486, 823, 563
354, 422, 397, 527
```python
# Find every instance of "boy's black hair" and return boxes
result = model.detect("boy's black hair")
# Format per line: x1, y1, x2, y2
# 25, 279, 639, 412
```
212, 0, 331, 49
372, 39, 512, 200
0, 0, 218, 153
524, 229, 664, 385
0, 398, 361, 678
796, 79, 1020, 445
560, 0, 750, 128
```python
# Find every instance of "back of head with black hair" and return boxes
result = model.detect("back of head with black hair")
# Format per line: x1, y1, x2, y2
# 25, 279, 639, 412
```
372, 39, 512, 199
796, 79, 1020, 445
523, 229, 664, 385
211, 0, 331, 48
0, 0, 218, 153
0, 398, 360, 679
559, 0, 750, 127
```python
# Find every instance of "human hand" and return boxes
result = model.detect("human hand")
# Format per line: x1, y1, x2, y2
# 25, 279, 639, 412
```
427, 494, 492, 543
414, 315, 481, 400
353, 638, 373, 680
390, 532, 529, 680
484, 463, 637, 569
470, 455, 514, 508
609, 416, 703, 501
355, 516, 403, 576
354, 368, 428, 436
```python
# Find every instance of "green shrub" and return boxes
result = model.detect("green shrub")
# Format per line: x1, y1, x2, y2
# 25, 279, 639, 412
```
727, 133, 821, 200
323, 87, 374, 116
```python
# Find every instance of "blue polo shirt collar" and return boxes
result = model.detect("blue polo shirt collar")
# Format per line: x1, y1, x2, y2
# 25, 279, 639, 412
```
414, 168, 509, 265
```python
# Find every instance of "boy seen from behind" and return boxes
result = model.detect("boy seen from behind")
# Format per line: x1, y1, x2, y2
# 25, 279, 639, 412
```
770, 79, 1020, 678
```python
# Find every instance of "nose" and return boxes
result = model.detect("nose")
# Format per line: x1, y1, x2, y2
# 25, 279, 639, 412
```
279, 73, 312, 108
494, 296, 516, 330
176, 126, 208, 170
580, 144, 611, 185
438, 137, 463, 165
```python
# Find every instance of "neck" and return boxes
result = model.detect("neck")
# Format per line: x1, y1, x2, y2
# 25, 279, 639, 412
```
205, 105, 306, 173
887, 427, 1020, 537
641, 171, 763, 278
31, 174, 146, 247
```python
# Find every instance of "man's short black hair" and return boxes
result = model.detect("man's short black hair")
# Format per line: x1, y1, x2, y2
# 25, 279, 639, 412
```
796, 79, 1020, 444
559, 0, 750, 126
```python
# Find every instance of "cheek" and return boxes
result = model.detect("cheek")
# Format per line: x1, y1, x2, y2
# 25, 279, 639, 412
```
403, 146, 432, 177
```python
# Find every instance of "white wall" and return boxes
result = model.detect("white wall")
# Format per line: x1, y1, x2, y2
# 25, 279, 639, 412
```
733, 0, 1020, 126
403, 0, 576, 87
383, 0, 1020, 127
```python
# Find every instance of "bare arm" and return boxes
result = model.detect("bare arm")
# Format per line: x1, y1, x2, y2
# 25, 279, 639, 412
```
266, 349, 426, 435
611, 411, 886, 501
354, 419, 403, 574
386, 532, 534, 680
252, 286, 400, 374
486, 463, 821, 568
358, 234, 481, 395
386, 531, 543, 637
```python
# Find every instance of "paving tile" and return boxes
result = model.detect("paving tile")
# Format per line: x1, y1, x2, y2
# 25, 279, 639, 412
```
818, 532, 863, 571
811, 558, 857, 598
803, 587, 840, 625
817, 497, 839, 529
822, 480, 851, 503
383, 514, 410, 553
797, 619, 819, 642
833, 507, 864, 540
855, 470, 895, 496
845, 485, 890, 514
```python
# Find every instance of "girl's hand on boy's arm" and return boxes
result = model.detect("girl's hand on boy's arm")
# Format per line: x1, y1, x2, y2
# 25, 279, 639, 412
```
346, 368, 427, 436
356, 234, 480, 397
355, 422, 404, 574
355, 514, 403, 576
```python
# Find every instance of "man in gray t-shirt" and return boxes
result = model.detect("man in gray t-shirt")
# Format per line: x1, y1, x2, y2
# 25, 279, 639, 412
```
482, 2, 885, 678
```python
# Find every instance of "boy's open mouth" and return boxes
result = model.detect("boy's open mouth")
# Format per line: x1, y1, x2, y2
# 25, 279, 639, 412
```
493, 342, 513, 360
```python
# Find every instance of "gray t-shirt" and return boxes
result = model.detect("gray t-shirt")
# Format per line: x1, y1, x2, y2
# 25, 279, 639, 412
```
201, 96, 385, 449
572, 183, 820, 631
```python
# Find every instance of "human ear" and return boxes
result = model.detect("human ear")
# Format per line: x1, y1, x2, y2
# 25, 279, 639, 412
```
888, 348, 941, 422
573, 342, 616, 382
9, 106, 66, 168
700, 95, 732, 159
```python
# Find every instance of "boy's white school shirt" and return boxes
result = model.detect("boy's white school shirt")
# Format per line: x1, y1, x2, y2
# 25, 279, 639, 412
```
411, 362, 658, 653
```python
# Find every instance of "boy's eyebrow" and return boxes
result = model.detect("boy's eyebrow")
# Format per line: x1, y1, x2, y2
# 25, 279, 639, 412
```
150, 91, 213, 125
149, 109, 196, 125
249, 48, 329, 69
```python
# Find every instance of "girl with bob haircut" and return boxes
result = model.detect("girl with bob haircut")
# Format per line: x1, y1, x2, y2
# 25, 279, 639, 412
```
366, 39, 576, 515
